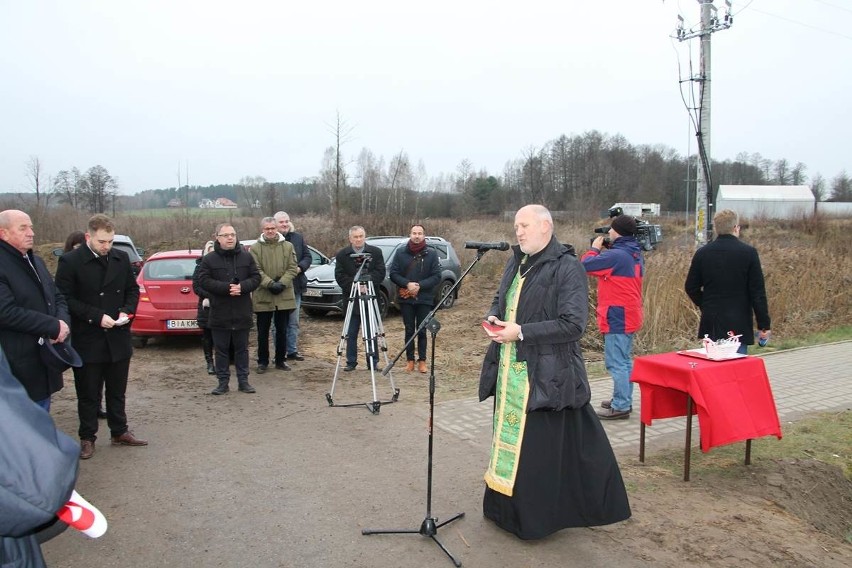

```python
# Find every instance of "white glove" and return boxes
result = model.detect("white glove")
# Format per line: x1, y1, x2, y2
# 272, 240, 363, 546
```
202, 298, 210, 308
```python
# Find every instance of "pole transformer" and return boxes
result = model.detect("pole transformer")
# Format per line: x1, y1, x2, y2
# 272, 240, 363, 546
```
675, 0, 733, 246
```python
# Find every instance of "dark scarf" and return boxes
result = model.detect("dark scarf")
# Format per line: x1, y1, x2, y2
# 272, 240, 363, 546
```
408, 239, 426, 255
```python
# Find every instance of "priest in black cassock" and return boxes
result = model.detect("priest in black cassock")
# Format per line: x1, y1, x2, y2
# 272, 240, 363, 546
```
479, 204, 631, 539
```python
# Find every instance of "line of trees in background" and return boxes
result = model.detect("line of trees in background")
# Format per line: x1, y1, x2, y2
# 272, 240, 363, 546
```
23, 156, 120, 215
11, 130, 852, 219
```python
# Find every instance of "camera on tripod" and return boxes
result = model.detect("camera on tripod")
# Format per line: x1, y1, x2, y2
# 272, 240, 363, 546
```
350, 252, 373, 282
591, 206, 663, 251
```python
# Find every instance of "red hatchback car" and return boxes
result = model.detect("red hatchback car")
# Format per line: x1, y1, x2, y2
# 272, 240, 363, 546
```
131, 249, 203, 347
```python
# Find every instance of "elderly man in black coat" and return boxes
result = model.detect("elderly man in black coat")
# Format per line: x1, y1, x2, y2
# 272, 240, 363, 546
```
685, 209, 771, 353
196, 223, 261, 395
55, 214, 146, 460
334, 225, 386, 372
0, 209, 71, 411
274, 211, 313, 361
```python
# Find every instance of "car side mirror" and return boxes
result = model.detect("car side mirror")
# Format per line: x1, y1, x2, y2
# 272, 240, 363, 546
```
136, 248, 145, 257
52, 247, 63, 257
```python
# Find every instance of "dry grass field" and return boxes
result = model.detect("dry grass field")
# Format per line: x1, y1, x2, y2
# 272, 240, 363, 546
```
34, 207, 852, 359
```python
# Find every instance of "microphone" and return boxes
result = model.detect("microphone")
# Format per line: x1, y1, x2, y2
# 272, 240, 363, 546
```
464, 241, 510, 251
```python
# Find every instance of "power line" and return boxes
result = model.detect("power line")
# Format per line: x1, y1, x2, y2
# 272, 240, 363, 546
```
747, 7, 852, 41
810, 0, 852, 16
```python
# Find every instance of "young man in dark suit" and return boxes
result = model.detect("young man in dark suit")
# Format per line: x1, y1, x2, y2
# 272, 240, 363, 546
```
55, 214, 147, 460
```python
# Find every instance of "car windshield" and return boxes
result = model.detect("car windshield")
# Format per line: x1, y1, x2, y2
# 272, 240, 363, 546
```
142, 258, 197, 281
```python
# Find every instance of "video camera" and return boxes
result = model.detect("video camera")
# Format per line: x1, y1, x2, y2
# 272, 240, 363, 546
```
350, 252, 373, 282
591, 206, 663, 251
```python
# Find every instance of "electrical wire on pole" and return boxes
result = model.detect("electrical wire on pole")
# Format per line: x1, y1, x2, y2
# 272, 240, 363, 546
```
674, 1, 733, 247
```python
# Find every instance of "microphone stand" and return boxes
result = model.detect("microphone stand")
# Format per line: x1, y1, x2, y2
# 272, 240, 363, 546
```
364, 247, 494, 567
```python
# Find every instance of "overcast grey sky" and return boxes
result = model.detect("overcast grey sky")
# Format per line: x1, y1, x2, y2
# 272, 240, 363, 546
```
1, 0, 849, 195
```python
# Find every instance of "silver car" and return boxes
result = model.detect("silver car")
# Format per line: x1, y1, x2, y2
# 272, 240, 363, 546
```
301, 236, 462, 318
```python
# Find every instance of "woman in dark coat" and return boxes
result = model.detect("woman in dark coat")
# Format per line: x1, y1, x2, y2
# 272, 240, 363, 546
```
193, 240, 216, 375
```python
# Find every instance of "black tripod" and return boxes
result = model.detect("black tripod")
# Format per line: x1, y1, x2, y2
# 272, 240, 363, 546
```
362, 247, 493, 567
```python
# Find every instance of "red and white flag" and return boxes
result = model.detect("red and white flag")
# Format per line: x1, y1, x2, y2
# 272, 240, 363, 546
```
57, 490, 107, 538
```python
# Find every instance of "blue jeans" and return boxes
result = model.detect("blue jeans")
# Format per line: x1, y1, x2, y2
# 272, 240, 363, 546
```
604, 332, 635, 412
284, 293, 302, 354
35, 397, 51, 412
737, 343, 748, 355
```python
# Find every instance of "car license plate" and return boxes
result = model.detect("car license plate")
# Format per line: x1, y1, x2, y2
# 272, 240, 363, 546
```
303, 289, 323, 297
167, 319, 198, 329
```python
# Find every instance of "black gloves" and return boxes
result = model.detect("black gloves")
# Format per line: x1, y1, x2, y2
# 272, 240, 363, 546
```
268, 281, 286, 295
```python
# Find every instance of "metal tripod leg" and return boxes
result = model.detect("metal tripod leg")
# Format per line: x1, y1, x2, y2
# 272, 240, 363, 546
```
326, 281, 360, 406
326, 279, 399, 412
359, 280, 398, 413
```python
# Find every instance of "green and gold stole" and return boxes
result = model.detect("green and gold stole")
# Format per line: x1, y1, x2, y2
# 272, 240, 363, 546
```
484, 270, 530, 497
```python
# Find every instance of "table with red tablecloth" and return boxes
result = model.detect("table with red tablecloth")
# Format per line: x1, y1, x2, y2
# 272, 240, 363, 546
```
630, 351, 782, 480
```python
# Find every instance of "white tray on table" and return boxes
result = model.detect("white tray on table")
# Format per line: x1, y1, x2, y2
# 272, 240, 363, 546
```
676, 348, 747, 362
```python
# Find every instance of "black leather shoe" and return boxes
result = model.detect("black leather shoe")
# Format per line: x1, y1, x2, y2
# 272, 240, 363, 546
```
597, 407, 631, 420
287, 352, 305, 361
238, 383, 256, 393
256, 364, 268, 374
343, 364, 356, 372
275, 362, 291, 371
211, 385, 229, 395
601, 399, 632, 412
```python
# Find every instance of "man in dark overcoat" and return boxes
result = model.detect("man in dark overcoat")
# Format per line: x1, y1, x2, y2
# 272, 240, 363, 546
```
685, 209, 771, 353
0, 209, 71, 410
196, 223, 261, 395
274, 211, 313, 361
55, 214, 147, 460
334, 225, 386, 371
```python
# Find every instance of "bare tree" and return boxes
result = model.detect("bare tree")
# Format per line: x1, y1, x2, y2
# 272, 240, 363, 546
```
25, 156, 48, 212
385, 150, 411, 216
264, 182, 278, 214
325, 111, 354, 225
810, 173, 827, 202
81, 165, 118, 214
829, 171, 852, 202
238, 175, 267, 213
790, 162, 808, 186
355, 148, 381, 215
318, 147, 338, 215
773, 159, 791, 185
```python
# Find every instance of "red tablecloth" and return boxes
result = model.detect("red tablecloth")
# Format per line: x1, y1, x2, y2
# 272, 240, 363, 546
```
630, 352, 782, 452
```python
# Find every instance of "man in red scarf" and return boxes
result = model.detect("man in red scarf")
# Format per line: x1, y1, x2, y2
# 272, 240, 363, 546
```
389, 225, 441, 373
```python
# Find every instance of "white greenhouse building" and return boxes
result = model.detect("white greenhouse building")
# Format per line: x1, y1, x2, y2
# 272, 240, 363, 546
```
715, 185, 815, 219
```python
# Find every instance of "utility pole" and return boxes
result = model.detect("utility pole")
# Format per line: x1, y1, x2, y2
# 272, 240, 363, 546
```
675, 0, 733, 246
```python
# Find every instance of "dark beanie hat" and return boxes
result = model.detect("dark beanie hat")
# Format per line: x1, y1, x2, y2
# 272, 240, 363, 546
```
611, 215, 637, 236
